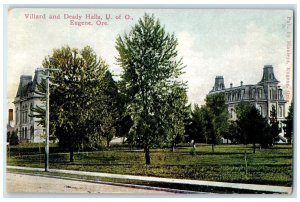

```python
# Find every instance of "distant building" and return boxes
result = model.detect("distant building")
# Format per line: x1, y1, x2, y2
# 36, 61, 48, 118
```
13, 68, 45, 143
209, 65, 287, 135
6, 109, 15, 138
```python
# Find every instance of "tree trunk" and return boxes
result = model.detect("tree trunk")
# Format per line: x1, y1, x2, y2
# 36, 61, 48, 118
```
172, 142, 176, 152
70, 146, 74, 162
212, 144, 214, 153
253, 142, 256, 154
144, 145, 150, 165
193, 142, 196, 149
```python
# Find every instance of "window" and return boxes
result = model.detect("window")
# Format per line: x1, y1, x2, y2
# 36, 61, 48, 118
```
30, 103, 33, 121
25, 105, 28, 123
230, 108, 234, 119
252, 89, 256, 99
30, 126, 34, 140
258, 105, 263, 115
241, 89, 245, 99
16, 107, 18, 124
258, 89, 262, 99
272, 89, 276, 100
279, 105, 283, 117
278, 89, 283, 100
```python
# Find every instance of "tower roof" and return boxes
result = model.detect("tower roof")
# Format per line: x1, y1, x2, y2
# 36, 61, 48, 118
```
15, 68, 45, 98
259, 65, 279, 84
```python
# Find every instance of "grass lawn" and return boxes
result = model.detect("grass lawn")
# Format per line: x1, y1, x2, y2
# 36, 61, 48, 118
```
6, 143, 293, 187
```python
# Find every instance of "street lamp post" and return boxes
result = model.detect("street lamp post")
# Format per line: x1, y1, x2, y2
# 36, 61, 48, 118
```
45, 69, 49, 171
44, 68, 59, 172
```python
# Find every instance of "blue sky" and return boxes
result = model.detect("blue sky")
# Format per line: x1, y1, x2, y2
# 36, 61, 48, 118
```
7, 8, 293, 109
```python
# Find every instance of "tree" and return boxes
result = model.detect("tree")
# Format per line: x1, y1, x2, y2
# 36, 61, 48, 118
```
30, 78, 46, 127
223, 120, 239, 144
43, 46, 109, 162
116, 14, 187, 164
100, 71, 124, 148
282, 102, 293, 144
186, 104, 208, 148
204, 93, 229, 152
164, 84, 189, 152
269, 105, 281, 144
235, 101, 253, 144
7, 131, 19, 145
236, 102, 270, 153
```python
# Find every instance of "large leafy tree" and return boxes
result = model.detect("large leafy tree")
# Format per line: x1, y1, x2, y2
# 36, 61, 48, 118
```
236, 102, 270, 153
164, 84, 189, 152
116, 14, 187, 164
204, 93, 229, 152
225, 120, 240, 143
282, 102, 293, 144
100, 71, 124, 147
43, 46, 109, 162
186, 104, 209, 147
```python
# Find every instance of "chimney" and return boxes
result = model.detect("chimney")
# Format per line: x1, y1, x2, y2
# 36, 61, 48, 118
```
8, 109, 13, 123
230, 83, 233, 88
241, 81, 243, 86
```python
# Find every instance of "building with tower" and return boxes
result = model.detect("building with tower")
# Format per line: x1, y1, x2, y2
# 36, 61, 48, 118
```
209, 65, 287, 134
13, 68, 45, 143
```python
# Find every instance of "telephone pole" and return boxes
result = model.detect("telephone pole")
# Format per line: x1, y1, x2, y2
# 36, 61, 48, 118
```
44, 68, 59, 172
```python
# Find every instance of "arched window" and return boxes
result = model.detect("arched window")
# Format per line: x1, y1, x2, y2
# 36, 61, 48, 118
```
30, 126, 34, 140
272, 89, 276, 100
259, 105, 263, 116
279, 105, 283, 117
25, 104, 28, 123
22, 128, 25, 140
25, 127, 27, 139
258, 89, 262, 99
30, 103, 33, 121
252, 89, 256, 99
16, 107, 18, 124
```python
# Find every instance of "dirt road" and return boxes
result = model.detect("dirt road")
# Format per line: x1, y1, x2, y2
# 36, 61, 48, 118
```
6, 173, 174, 194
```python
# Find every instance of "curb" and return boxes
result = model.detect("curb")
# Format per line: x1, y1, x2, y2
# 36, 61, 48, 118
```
7, 166, 292, 194
7, 171, 200, 194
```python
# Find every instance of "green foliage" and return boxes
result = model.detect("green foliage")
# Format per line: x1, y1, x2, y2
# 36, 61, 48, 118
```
223, 120, 240, 143
7, 144, 293, 187
269, 105, 281, 144
203, 93, 229, 151
100, 71, 124, 147
282, 102, 293, 144
7, 131, 19, 145
116, 13, 187, 164
40, 46, 122, 161
30, 78, 46, 127
186, 104, 212, 145
236, 102, 271, 152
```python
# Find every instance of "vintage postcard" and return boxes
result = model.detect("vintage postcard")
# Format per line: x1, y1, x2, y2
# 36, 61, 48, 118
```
6, 7, 294, 195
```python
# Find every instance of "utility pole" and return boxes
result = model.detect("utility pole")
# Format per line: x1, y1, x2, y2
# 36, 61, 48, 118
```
44, 68, 59, 172
45, 69, 49, 171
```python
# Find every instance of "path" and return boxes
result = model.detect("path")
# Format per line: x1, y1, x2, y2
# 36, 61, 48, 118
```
6, 172, 176, 194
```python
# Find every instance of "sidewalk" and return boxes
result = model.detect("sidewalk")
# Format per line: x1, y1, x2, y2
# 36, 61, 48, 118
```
7, 166, 292, 194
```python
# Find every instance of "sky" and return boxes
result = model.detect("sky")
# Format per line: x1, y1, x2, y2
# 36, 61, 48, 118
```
7, 8, 294, 111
